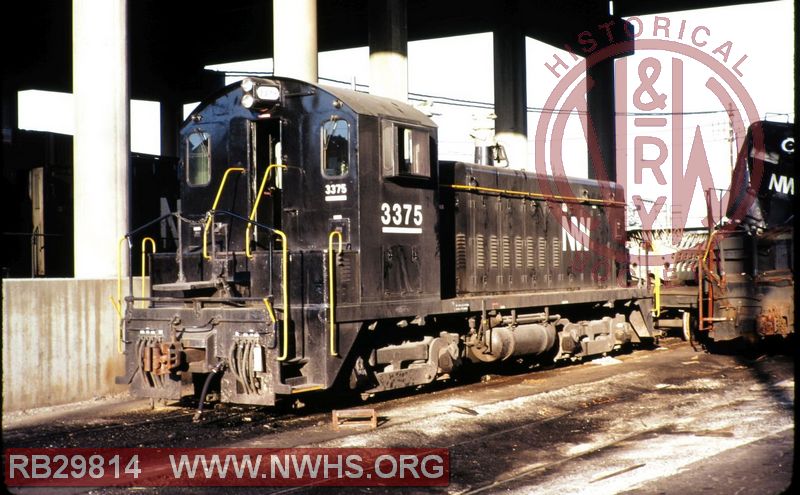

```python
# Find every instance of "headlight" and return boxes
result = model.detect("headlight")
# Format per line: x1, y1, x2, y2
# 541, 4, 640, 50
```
255, 85, 281, 101
239, 78, 281, 110
240, 78, 255, 92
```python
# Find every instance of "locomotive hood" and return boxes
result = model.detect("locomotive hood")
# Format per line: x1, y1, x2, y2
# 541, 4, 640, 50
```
727, 120, 794, 230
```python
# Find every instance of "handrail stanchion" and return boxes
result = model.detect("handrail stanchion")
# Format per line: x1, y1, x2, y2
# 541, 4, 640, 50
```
262, 298, 277, 328
140, 237, 156, 308
328, 231, 343, 356
203, 167, 245, 260
246, 164, 287, 258
698, 230, 720, 330
275, 229, 290, 361
653, 270, 661, 317
110, 236, 127, 353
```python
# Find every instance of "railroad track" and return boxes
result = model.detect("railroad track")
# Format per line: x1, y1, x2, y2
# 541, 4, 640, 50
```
6, 341, 791, 495
0, 339, 685, 450
2, 405, 287, 448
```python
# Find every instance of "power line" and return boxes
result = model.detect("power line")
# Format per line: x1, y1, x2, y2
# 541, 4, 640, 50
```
224, 72, 780, 118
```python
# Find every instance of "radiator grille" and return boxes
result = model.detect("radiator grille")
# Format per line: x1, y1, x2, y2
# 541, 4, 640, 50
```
552, 238, 560, 268
456, 233, 467, 269
538, 238, 546, 268
476, 235, 485, 269
339, 256, 352, 284
502, 236, 511, 269
489, 235, 499, 268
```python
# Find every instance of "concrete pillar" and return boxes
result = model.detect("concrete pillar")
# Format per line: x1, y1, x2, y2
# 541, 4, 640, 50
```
586, 59, 616, 182
368, 0, 408, 102
273, 0, 318, 83
493, 27, 528, 169
72, 0, 129, 278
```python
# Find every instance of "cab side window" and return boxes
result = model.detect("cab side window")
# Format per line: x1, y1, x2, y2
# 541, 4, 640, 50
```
321, 119, 349, 178
186, 131, 211, 186
382, 123, 431, 178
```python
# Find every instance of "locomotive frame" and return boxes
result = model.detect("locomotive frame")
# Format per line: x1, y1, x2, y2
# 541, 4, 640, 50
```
115, 77, 657, 407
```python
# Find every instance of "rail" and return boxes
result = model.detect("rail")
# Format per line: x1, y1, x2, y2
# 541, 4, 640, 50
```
449, 184, 626, 207
328, 230, 343, 357
262, 298, 277, 326
203, 167, 246, 260
653, 270, 661, 317
111, 236, 129, 353
111, 211, 191, 353
112, 209, 291, 361
274, 228, 290, 361
246, 164, 287, 258
698, 229, 721, 331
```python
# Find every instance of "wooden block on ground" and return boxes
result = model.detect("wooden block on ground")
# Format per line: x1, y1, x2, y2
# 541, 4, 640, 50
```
332, 408, 378, 430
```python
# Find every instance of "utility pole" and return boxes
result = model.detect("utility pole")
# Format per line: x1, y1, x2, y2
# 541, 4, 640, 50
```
727, 102, 735, 175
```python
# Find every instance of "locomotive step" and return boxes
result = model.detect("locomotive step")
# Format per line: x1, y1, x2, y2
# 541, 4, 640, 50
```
152, 280, 217, 291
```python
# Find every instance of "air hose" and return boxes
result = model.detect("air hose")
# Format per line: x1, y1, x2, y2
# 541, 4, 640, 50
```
193, 361, 227, 422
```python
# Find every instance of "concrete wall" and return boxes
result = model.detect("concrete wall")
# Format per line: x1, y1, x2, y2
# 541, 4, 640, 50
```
2, 278, 145, 412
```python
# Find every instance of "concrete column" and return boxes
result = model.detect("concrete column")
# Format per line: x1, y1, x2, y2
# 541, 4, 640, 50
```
493, 27, 528, 169
273, 0, 318, 83
73, 0, 129, 278
586, 59, 616, 182
369, 0, 408, 102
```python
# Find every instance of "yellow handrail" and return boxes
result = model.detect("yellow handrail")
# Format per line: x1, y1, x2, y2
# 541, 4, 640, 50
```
140, 237, 156, 308
275, 229, 290, 361
698, 229, 719, 329
653, 270, 661, 317
203, 167, 246, 260
246, 164, 287, 258
449, 184, 626, 207
328, 231, 343, 356
262, 297, 277, 325
701, 229, 720, 265
111, 236, 128, 353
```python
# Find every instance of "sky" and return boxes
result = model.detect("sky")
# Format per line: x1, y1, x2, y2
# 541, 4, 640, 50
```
207, 0, 795, 228
18, 0, 794, 227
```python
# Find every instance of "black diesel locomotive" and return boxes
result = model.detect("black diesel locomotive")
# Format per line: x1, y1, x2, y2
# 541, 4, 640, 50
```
117, 77, 656, 406
658, 120, 794, 345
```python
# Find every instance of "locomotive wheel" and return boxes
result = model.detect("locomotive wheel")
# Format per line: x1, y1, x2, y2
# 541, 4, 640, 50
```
682, 312, 692, 341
